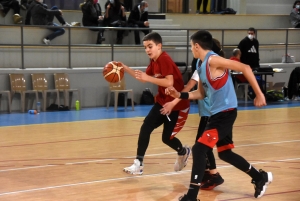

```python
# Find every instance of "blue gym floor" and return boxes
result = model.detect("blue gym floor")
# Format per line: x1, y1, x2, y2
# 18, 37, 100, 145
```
1, 100, 300, 127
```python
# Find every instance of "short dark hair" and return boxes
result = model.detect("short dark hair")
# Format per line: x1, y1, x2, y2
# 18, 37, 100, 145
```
190, 30, 213, 50
293, 0, 300, 8
248, 27, 256, 33
143, 32, 162, 45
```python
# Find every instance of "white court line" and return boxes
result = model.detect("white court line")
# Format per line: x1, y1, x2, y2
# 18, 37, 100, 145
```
0, 139, 299, 173
0, 157, 299, 197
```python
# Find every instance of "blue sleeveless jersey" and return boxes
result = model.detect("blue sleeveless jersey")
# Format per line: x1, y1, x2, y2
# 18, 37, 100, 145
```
198, 51, 237, 115
196, 59, 210, 117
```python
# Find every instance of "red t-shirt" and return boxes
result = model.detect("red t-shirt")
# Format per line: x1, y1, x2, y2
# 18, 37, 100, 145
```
146, 52, 190, 111
230, 56, 248, 83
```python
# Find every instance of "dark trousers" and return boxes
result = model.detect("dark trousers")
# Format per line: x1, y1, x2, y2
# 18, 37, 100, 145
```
197, 0, 208, 12
131, 24, 149, 44
46, 6, 65, 41
2, 0, 20, 15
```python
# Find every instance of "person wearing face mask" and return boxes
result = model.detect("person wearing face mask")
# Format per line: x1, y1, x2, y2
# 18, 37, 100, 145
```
237, 27, 260, 70
81, 0, 105, 44
290, 0, 300, 28
128, 1, 149, 45
25, 0, 71, 45
104, 0, 127, 44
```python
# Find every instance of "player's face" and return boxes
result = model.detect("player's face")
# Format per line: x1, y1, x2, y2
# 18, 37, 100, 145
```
143, 40, 161, 61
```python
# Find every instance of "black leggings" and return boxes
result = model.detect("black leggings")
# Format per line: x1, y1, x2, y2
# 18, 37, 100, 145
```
137, 103, 184, 157
196, 116, 216, 170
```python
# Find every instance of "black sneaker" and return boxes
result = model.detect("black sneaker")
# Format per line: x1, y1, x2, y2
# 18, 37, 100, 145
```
252, 169, 273, 198
200, 172, 224, 190
178, 194, 200, 201
201, 170, 211, 184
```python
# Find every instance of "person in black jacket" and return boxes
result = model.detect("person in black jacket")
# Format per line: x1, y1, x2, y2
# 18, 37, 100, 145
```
25, 0, 71, 45
0, 0, 23, 24
104, 0, 126, 44
238, 27, 260, 69
128, 1, 149, 45
81, 0, 105, 44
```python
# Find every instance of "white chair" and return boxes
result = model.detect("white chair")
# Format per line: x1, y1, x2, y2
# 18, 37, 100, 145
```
106, 77, 134, 111
237, 83, 250, 102
31, 73, 60, 111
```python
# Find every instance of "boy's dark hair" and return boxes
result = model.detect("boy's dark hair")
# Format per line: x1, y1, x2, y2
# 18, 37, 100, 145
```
248, 27, 256, 33
143, 32, 162, 45
293, 0, 300, 8
190, 30, 213, 50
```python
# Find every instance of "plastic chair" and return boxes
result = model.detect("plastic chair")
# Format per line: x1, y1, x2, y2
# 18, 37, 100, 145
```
53, 73, 80, 109
0, 90, 11, 113
9, 74, 38, 113
237, 83, 249, 102
31, 73, 60, 111
106, 77, 134, 111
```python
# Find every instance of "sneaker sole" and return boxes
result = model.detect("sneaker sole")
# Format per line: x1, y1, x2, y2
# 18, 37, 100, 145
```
256, 172, 273, 198
200, 179, 224, 190
123, 168, 143, 175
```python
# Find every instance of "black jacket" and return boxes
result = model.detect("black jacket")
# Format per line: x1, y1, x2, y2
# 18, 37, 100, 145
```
238, 36, 260, 69
287, 67, 300, 99
128, 4, 148, 27
81, 2, 102, 27
104, 1, 126, 25
25, 0, 61, 25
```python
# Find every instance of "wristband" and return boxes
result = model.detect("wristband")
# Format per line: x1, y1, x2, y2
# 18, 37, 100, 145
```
179, 92, 189, 99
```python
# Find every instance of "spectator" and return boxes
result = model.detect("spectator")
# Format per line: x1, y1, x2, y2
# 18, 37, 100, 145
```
123, 0, 132, 11
128, 1, 149, 45
0, 0, 23, 24
196, 0, 208, 14
290, 0, 300, 28
104, 0, 127, 44
81, 0, 105, 44
25, 0, 71, 45
238, 27, 260, 69
230, 48, 248, 83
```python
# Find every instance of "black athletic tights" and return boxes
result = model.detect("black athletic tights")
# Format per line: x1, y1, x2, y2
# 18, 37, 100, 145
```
137, 103, 183, 158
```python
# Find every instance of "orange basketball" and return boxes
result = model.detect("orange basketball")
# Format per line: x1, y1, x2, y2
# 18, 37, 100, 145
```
103, 61, 124, 83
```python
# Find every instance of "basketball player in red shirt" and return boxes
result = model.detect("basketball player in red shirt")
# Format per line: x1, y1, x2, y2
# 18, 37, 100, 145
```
120, 32, 191, 175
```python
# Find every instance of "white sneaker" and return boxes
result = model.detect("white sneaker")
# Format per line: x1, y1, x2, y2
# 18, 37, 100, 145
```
62, 22, 72, 27
174, 145, 191, 172
123, 159, 143, 175
43, 38, 51, 45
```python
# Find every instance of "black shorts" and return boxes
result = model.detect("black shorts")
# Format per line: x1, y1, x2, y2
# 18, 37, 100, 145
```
197, 108, 237, 152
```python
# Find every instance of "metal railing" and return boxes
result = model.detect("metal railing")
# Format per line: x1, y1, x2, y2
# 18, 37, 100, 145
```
0, 25, 299, 69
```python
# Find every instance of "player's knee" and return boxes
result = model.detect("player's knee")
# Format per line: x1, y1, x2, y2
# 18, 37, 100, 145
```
218, 149, 232, 162
192, 142, 208, 157
161, 135, 171, 144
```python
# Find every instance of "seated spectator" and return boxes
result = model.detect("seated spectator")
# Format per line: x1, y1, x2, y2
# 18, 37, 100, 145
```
25, 0, 71, 45
230, 48, 248, 83
0, 0, 23, 24
104, 0, 126, 44
81, 0, 105, 44
290, 0, 300, 28
128, 1, 149, 45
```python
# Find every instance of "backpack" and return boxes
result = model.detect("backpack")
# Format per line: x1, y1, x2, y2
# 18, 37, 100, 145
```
140, 88, 154, 105
266, 90, 284, 102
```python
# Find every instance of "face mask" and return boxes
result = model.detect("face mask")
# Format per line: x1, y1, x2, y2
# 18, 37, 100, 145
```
144, 7, 148, 12
248, 34, 254, 40
110, 0, 114, 4
296, 5, 300, 9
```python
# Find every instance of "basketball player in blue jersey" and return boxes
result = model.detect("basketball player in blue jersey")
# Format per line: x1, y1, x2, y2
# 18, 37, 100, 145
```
166, 30, 273, 201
